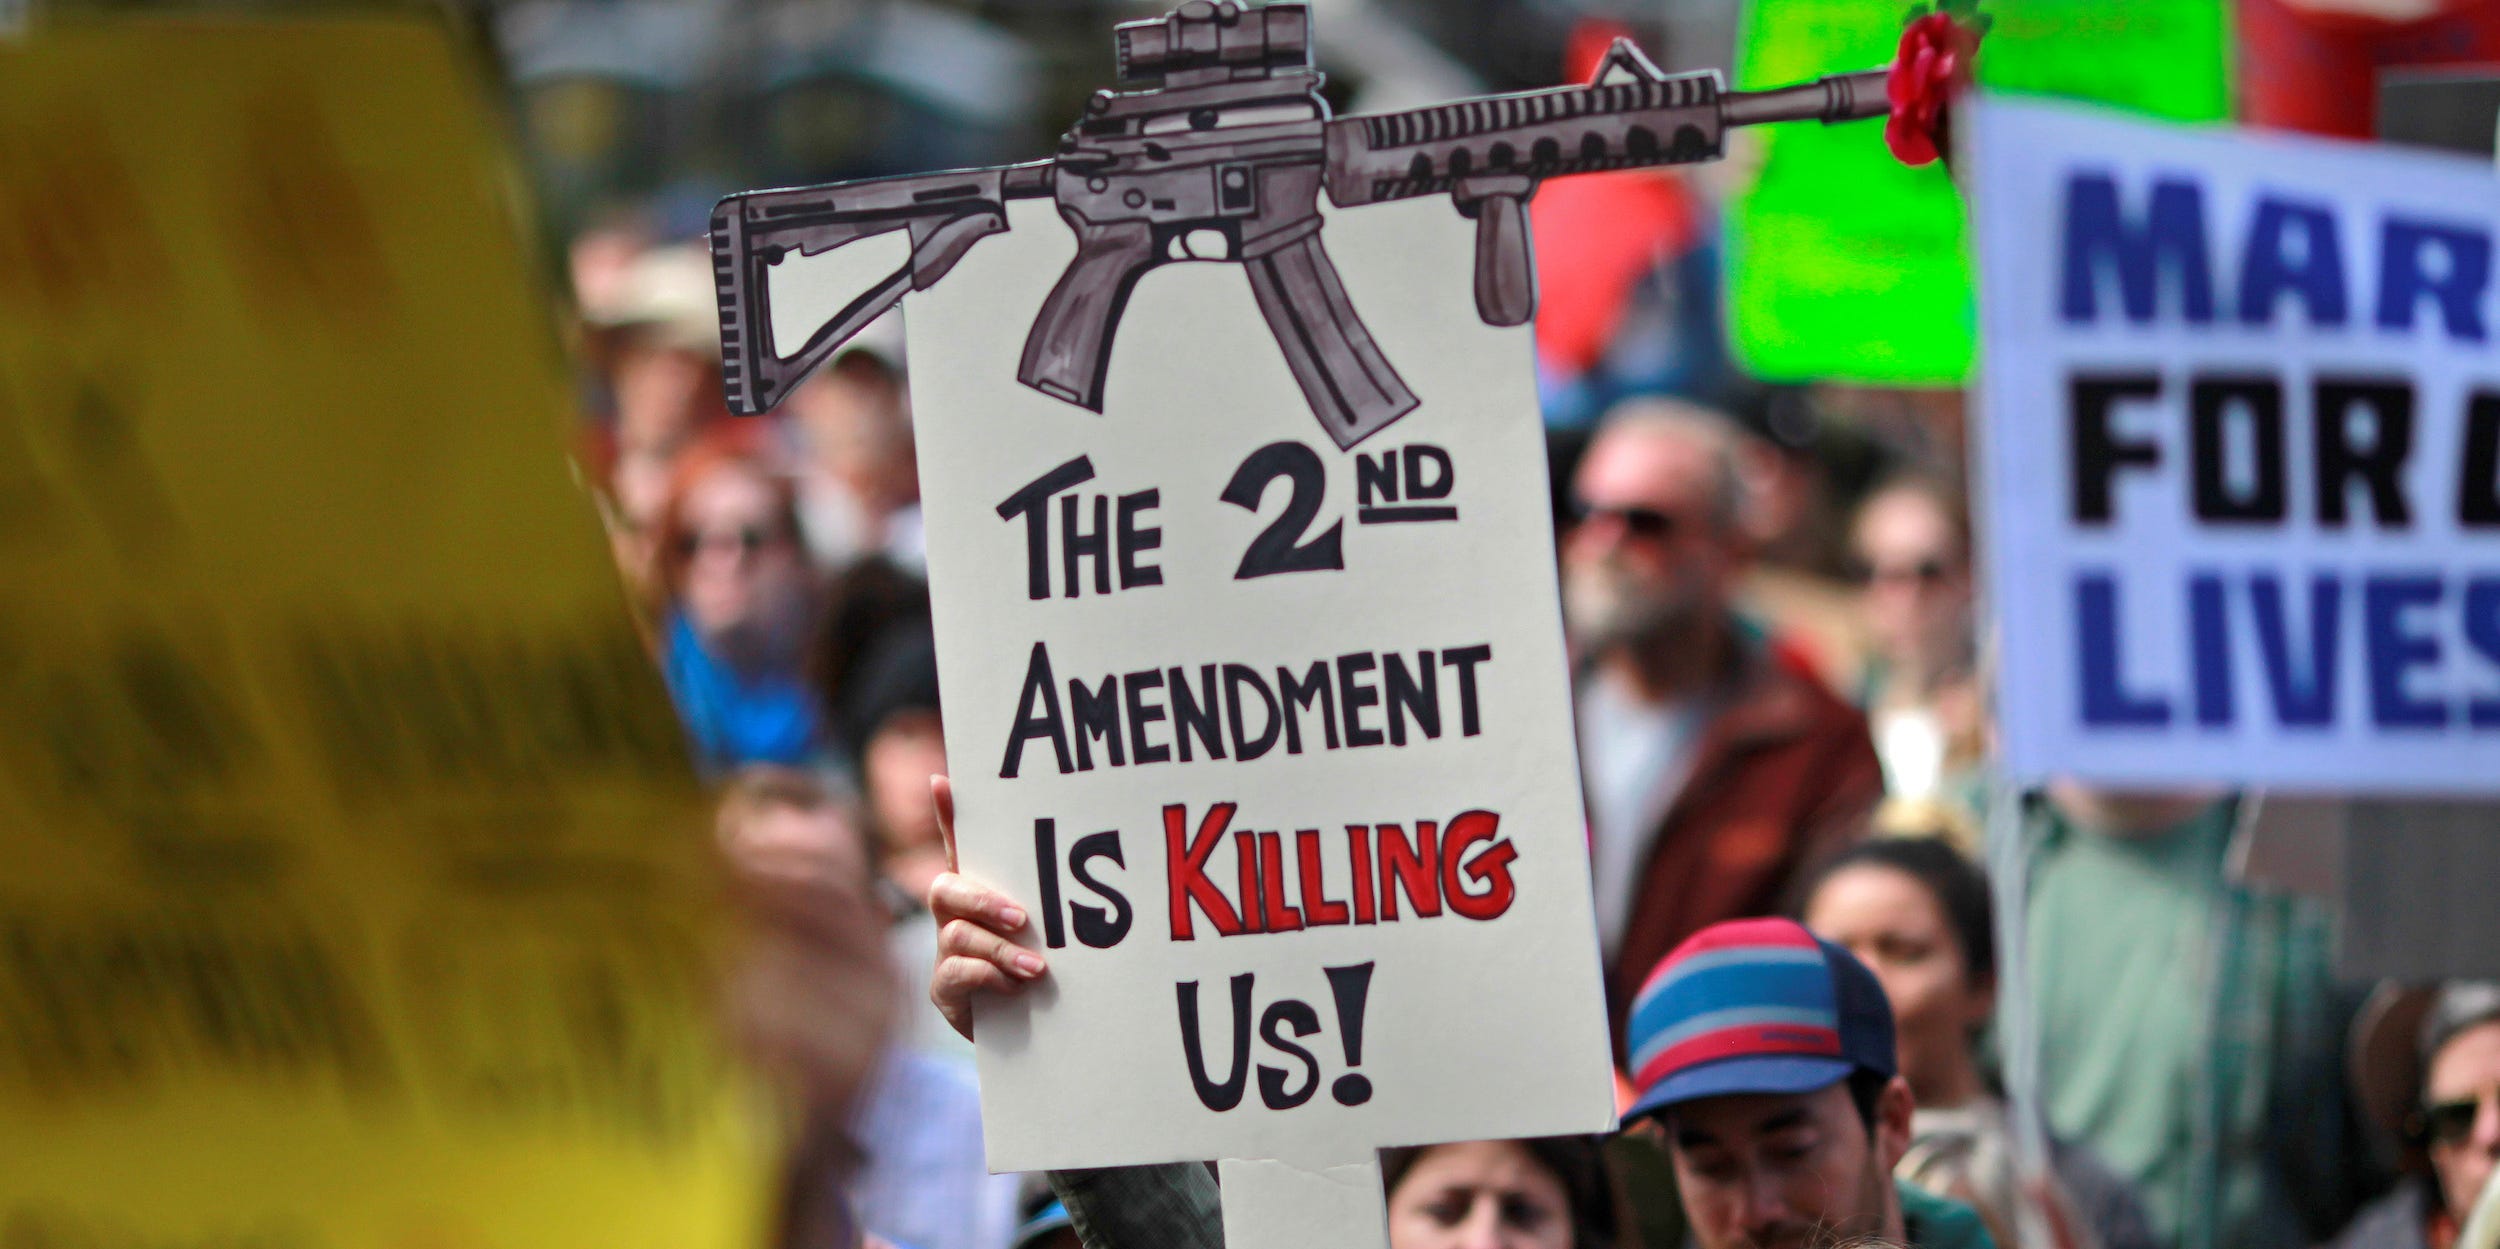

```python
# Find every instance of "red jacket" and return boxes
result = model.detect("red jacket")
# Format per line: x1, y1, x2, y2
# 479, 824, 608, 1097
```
1597, 640, 1884, 1049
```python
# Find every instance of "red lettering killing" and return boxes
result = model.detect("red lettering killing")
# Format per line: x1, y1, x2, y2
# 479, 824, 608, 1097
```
1159, 802, 1518, 940
1236, 832, 1264, 934
1441, 810, 1518, 920
1257, 832, 1303, 932
1377, 822, 1440, 921
1297, 830, 1351, 926
1166, 802, 1243, 939
1345, 826, 1377, 925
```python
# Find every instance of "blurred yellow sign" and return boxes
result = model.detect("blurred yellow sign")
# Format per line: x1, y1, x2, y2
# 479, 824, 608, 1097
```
0, 15, 771, 1249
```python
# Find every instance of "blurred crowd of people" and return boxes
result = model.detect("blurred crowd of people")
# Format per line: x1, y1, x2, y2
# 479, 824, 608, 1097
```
570, 221, 1007, 1247
570, 214, 2500, 1249
539, 9, 2500, 1249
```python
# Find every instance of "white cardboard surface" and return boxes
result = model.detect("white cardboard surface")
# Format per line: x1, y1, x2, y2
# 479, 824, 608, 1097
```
906, 196, 1616, 1172
1219, 1156, 1391, 1249
1972, 98, 2500, 793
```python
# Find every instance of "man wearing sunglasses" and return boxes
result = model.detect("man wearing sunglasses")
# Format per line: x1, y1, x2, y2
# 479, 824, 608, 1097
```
1560, 398, 1883, 1044
2340, 983, 2500, 1249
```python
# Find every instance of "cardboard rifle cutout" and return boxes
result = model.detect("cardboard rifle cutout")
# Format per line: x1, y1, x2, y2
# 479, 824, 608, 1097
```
711, 0, 1973, 449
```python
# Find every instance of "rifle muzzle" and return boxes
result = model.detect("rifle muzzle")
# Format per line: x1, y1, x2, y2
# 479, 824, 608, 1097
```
1720, 69, 1892, 129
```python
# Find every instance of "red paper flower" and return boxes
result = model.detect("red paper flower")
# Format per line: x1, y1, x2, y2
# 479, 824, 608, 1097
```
1886, 11, 1980, 167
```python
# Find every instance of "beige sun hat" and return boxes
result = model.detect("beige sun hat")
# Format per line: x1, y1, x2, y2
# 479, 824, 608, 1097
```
584, 243, 721, 358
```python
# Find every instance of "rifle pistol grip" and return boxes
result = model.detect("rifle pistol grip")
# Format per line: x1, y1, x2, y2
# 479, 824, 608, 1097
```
1017, 217, 1159, 412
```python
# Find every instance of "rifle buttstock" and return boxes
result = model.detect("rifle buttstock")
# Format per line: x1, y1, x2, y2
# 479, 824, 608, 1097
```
711, 165, 1031, 417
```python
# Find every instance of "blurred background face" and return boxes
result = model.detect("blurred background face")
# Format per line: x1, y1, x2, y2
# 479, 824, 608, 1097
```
864, 707, 948, 893
612, 338, 719, 457
1851, 486, 1969, 673
1386, 1140, 1574, 1249
1562, 425, 1736, 656
1804, 864, 1991, 1103
791, 355, 918, 514
605, 450, 672, 605
675, 461, 810, 660
713, 777, 894, 1146
567, 222, 648, 319
2425, 1021, 2500, 1220
723, 799, 870, 896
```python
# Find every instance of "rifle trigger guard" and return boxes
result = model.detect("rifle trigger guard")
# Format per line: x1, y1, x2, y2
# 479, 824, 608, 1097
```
1452, 175, 1538, 328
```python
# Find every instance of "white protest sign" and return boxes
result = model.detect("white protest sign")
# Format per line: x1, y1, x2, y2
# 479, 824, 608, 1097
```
1973, 98, 2500, 793
708, 6, 1938, 1233
904, 189, 1617, 1186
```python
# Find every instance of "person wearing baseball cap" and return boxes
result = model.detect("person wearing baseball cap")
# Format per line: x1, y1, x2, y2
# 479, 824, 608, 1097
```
1623, 916, 1997, 1249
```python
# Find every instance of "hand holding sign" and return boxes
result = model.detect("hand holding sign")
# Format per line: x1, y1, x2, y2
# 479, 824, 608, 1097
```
927, 774, 1049, 1042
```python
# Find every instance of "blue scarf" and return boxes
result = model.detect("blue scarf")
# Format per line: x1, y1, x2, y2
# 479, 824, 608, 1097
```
660, 610, 821, 772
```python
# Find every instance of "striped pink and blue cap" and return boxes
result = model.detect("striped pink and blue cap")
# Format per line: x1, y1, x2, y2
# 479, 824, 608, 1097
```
1624, 917, 1896, 1122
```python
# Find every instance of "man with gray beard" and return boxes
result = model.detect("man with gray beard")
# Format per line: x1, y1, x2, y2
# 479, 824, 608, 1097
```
1561, 398, 1882, 1047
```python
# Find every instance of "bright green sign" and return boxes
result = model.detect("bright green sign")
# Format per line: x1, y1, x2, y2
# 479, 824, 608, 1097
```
1727, 0, 2230, 385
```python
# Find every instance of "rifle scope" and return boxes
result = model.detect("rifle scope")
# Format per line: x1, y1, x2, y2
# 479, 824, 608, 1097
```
1114, 1, 1312, 86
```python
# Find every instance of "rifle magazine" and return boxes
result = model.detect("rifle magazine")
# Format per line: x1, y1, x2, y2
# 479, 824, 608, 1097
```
1245, 234, 1418, 451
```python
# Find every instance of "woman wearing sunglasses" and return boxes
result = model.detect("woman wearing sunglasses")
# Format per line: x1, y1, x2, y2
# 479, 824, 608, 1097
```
2339, 984, 2500, 1249
1847, 475, 1984, 834
653, 435, 828, 774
